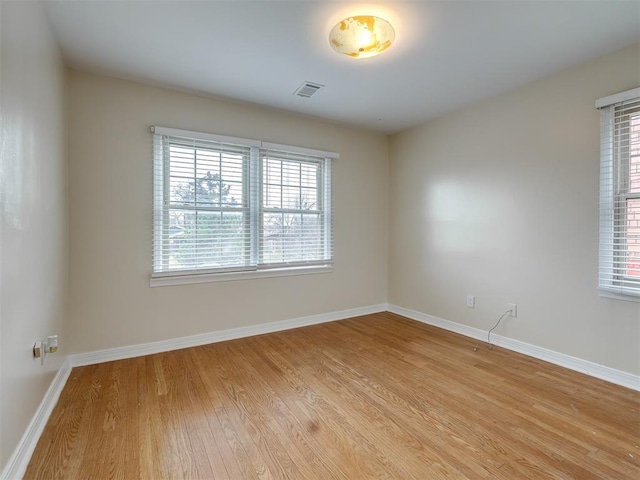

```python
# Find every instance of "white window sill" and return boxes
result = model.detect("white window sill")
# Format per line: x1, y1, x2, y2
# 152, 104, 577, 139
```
150, 265, 333, 287
598, 289, 640, 303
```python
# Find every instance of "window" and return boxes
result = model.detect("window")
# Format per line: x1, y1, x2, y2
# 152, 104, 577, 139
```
151, 126, 337, 286
597, 88, 640, 299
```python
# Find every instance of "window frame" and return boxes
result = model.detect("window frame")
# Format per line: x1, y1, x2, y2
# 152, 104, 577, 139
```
258, 151, 331, 268
615, 108, 640, 286
597, 88, 640, 302
151, 126, 338, 287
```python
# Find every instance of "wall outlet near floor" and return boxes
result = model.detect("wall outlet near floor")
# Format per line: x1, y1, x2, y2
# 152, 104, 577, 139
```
33, 335, 59, 365
466, 295, 475, 308
45, 335, 59, 353
508, 303, 518, 317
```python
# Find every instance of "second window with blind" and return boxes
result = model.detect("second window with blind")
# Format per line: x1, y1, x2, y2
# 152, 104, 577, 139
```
151, 126, 337, 286
597, 88, 640, 299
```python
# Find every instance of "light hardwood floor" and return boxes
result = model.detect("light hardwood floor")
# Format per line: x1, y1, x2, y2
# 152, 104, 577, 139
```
25, 312, 640, 479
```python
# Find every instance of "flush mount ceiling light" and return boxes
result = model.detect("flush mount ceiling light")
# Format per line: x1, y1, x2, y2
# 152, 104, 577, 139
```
329, 15, 395, 59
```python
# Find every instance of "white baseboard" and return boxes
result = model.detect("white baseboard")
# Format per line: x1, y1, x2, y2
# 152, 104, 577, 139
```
70, 303, 388, 367
1, 357, 73, 480
387, 303, 640, 392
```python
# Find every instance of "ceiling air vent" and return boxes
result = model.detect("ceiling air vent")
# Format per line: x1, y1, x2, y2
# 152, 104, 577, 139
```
294, 81, 324, 99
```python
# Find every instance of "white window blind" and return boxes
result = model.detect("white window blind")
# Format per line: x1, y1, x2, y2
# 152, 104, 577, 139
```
260, 148, 331, 269
152, 127, 337, 283
598, 89, 640, 298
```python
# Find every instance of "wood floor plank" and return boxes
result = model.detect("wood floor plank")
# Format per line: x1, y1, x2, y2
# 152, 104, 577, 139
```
207, 342, 304, 480
291, 320, 534, 478
187, 348, 256, 480
248, 333, 419, 480
26, 364, 99, 479
25, 312, 640, 479
242, 334, 376, 479
210, 341, 332, 479
235, 339, 352, 480
137, 356, 167, 480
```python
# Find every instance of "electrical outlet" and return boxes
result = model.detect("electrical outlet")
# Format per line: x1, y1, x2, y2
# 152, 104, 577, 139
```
33, 334, 60, 365
508, 303, 518, 317
466, 295, 475, 308
46, 335, 59, 353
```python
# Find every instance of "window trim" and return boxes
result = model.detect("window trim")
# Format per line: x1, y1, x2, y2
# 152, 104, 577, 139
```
597, 88, 640, 301
150, 126, 338, 287
149, 264, 333, 288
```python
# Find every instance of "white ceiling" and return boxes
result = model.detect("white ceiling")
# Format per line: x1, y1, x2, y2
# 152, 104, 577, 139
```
43, 0, 640, 134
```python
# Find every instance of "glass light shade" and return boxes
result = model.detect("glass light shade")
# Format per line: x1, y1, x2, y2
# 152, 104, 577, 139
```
329, 16, 395, 59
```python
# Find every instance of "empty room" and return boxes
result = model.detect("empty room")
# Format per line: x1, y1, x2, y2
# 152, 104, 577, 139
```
1, 0, 639, 478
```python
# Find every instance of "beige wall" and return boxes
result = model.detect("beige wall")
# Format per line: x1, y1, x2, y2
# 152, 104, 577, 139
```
0, 0, 68, 469
389, 45, 640, 375
67, 71, 388, 353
